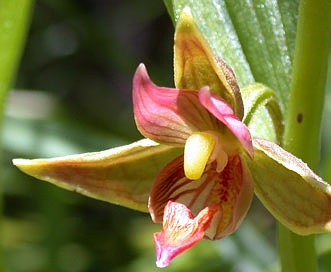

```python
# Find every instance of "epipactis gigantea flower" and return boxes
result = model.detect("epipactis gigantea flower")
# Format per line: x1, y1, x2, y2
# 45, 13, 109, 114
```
13, 7, 331, 268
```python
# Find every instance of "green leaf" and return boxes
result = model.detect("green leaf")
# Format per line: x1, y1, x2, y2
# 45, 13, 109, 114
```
169, 0, 299, 111
0, 0, 34, 109
163, 0, 175, 23
247, 138, 331, 235
13, 139, 182, 212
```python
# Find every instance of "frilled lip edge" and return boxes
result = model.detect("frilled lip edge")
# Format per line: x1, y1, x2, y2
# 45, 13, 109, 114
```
153, 201, 219, 268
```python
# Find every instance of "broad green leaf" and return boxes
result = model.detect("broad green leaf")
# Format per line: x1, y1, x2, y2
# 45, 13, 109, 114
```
13, 139, 182, 212
247, 138, 331, 235
169, 0, 299, 111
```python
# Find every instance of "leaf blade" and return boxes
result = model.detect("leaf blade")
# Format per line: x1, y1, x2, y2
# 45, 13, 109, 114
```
169, 0, 299, 110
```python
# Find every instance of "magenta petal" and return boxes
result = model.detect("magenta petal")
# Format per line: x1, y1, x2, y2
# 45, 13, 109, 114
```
199, 87, 254, 156
133, 64, 219, 145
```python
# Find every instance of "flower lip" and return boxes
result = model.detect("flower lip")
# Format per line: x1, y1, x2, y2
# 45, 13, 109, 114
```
153, 200, 219, 268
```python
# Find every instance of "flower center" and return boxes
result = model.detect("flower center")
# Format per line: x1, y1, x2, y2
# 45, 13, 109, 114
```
184, 131, 228, 180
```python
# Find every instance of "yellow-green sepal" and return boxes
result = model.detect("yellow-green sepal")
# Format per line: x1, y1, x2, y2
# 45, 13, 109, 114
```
13, 139, 182, 212
174, 7, 244, 119
246, 138, 331, 235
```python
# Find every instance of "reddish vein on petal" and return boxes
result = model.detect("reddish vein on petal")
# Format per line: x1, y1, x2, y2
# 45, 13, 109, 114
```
132, 64, 220, 145
149, 153, 254, 240
153, 201, 220, 268
133, 64, 191, 144
198, 87, 254, 157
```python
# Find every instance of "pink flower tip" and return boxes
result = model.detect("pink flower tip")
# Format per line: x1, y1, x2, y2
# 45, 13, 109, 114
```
152, 201, 219, 267
154, 233, 174, 268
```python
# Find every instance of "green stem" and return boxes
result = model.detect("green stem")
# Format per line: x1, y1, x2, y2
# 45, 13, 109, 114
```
0, 0, 34, 268
279, 0, 331, 271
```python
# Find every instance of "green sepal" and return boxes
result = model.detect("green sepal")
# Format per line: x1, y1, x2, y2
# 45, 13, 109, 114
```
174, 7, 244, 119
246, 138, 331, 235
13, 139, 182, 212
242, 83, 284, 144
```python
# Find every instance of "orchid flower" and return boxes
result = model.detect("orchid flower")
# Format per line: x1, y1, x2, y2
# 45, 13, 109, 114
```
13, 8, 331, 268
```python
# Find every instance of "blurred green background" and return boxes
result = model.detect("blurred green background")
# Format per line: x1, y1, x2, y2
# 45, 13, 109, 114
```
3, 1, 331, 271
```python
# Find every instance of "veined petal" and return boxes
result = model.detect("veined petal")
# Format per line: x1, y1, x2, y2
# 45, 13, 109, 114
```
174, 7, 244, 119
133, 64, 220, 145
148, 153, 254, 239
153, 201, 219, 268
13, 139, 182, 212
199, 87, 253, 157
247, 138, 331, 235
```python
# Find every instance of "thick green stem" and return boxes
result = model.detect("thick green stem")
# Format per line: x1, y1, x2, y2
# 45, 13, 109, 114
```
0, 0, 34, 267
279, 0, 331, 271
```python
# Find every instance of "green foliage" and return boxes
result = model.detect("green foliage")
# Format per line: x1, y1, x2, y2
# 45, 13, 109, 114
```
170, 0, 299, 112
0, 0, 34, 107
